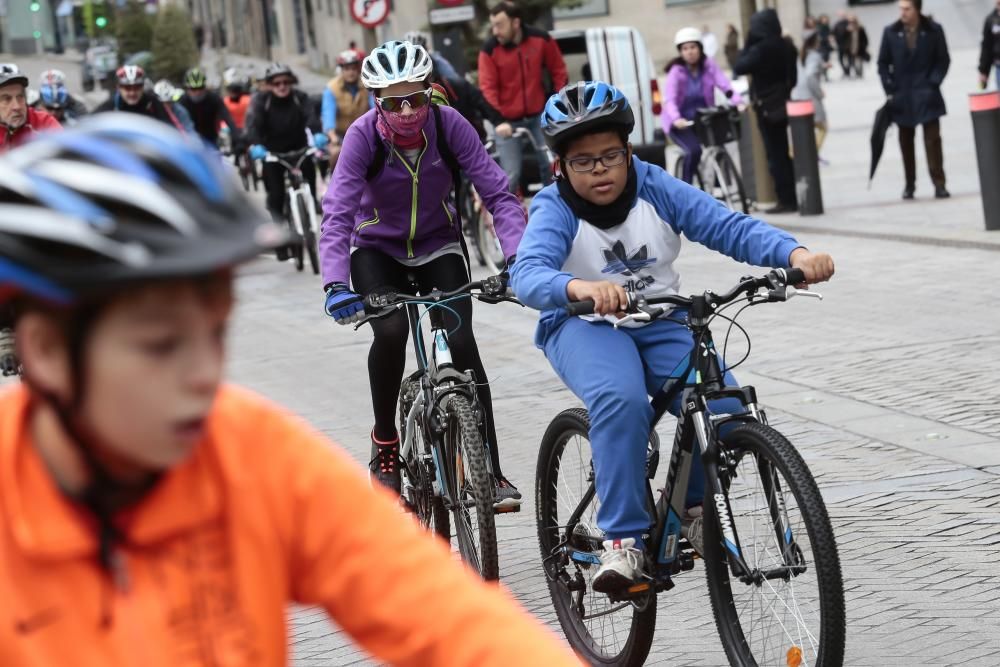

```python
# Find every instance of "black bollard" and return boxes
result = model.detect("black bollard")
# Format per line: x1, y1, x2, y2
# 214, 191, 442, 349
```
969, 92, 1000, 231
787, 100, 824, 216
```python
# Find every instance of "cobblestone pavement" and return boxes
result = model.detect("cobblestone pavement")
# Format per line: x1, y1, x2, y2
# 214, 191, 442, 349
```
226, 225, 1000, 666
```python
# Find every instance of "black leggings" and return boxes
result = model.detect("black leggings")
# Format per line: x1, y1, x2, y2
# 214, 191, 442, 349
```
262, 159, 317, 221
350, 247, 503, 476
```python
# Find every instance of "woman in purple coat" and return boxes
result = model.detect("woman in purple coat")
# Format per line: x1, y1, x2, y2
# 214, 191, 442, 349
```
661, 27, 744, 184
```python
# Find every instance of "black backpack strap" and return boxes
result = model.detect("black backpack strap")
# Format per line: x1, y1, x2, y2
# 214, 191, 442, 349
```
432, 105, 473, 276
365, 136, 386, 181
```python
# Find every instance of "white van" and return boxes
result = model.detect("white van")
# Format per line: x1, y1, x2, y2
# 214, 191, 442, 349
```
552, 26, 667, 168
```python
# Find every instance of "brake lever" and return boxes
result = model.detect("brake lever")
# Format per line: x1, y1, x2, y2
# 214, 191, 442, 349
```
613, 312, 652, 328
768, 286, 823, 302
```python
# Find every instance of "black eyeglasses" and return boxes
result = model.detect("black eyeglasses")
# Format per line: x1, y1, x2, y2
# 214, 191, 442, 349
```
565, 149, 627, 173
375, 89, 432, 113
270, 79, 294, 88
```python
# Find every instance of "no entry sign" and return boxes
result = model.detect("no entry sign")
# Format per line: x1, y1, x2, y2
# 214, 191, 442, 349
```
351, 0, 390, 29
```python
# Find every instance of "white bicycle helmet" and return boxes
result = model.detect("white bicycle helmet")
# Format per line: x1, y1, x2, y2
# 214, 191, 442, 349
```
674, 27, 703, 48
361, 40, 432, 90
39, 68, 66, 87
153, 79, 176, 103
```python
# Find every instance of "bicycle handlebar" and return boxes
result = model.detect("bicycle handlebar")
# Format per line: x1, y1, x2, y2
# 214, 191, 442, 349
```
354, 277, 521, 329
564, 268, 809, 318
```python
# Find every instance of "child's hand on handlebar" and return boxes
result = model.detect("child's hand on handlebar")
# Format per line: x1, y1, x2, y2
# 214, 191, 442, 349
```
567, 279, 628, 317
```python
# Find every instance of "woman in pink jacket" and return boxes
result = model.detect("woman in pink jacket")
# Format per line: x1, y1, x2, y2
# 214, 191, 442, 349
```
661, 27, 743, 184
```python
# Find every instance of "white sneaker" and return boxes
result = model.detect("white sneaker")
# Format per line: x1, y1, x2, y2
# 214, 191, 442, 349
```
592, 538, 647, 593
681, 506, 704, 556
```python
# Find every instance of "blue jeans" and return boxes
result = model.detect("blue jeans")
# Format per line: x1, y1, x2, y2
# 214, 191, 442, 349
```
495, 114, 551, 194
544, 316, 745, 548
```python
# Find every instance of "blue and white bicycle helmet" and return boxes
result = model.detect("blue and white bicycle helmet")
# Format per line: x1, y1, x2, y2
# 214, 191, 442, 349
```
361, 40, 432, 90
0, 114, 283, 305
541, 81, 635, 153
39, 83, 68, 109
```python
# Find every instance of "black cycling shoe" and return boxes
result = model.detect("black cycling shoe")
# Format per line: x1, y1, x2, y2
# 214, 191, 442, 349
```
493, 475, 522, 512
370, 435, 401, 495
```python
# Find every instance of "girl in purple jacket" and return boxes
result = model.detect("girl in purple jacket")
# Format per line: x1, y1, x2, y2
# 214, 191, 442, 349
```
662, 27, 744, 184
319, 40, 526, 508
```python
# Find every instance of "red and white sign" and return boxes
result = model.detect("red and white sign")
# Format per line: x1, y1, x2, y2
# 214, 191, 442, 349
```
351, 0, 390, 29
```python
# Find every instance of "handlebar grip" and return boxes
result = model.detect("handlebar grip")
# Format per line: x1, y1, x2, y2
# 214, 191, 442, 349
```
784, 268, 806, 285
565, 300, 596, 316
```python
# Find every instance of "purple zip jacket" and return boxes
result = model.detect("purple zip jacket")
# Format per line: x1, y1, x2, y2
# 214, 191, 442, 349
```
319, 105, 526, 287
661, 57, 744, 132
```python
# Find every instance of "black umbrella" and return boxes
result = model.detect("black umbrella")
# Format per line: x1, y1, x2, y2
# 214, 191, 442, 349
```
868, 100, 894, 187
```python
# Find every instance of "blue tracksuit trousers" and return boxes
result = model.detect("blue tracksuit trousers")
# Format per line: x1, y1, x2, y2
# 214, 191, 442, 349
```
544, 315, 744, 547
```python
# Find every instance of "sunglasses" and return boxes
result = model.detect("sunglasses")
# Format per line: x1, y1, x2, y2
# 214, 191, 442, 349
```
120, 84, 143, 92
270, 78, 294, 88
375, 89, 432, 113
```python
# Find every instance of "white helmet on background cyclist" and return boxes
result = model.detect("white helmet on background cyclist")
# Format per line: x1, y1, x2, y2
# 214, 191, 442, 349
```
39, 69, 66, 87
361, 40, 432, 90
674, 27, 703, 48
153, 79, 177, 103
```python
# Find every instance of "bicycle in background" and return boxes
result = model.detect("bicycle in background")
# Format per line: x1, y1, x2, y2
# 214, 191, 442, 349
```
673, 106, 750, 214
261, 147, 323, 275
536, 268, 845, 666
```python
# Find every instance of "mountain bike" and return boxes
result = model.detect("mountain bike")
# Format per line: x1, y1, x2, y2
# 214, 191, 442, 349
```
263, 147, 322, 275
356, 276, 521, 580
673, 106, 750, 214
458, 127, 549, 273
536, 268, 845, 666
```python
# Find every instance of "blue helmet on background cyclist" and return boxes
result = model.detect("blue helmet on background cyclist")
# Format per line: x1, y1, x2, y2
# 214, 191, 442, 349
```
37, 69, 88, 125
319, 39, 527, 508
662, 27, 744, 185
513, 80, 834, 591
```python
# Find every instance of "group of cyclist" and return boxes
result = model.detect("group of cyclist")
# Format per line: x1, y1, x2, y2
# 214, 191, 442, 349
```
0, 9, 839, 662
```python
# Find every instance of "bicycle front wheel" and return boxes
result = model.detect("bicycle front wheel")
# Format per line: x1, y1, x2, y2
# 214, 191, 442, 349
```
536, 408, 656, 665
297, 196, 320, 275
710, 150, 750, 214
442, 394, 499, 580
704, 422, 845, 667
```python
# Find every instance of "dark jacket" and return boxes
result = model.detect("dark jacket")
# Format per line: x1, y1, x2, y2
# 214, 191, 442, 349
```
477, 25, 568, 122
979, 9, 1000, 76
178, 90, 237, 144
877, 16, 950, 128
733, 9, 797, 123
246, 89, 320, 153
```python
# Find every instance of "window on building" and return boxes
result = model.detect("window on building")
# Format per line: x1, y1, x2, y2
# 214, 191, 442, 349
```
553, 0, 609, 19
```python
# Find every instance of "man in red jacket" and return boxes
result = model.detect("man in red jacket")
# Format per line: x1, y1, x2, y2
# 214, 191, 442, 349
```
0, 64, 61, 151
479, 1, 567, 193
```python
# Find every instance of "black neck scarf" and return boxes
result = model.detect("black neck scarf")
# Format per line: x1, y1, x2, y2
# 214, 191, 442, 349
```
556, 162, 638, 230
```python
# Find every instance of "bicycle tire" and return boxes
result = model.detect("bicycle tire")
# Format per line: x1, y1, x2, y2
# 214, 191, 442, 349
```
536, 408, 656, 665
475, 208, 505, 275
674, 152, 705, 191
458, 180, 487, 267
298, 197, 320, 275
442, 394, 499, 580
712, 150, 750, 214
237, 155, 251, 192
290, 195, 304, 272
703, 421, 845, 667
397, 378, 449, 539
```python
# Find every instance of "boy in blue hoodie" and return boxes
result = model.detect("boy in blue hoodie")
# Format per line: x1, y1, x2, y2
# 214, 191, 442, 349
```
510, 81, 835, 592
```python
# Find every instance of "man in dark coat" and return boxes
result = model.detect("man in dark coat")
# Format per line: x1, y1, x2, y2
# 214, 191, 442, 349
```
978, 0, 1000, 90
734, 8, 799, 213
877, 0, 950, 199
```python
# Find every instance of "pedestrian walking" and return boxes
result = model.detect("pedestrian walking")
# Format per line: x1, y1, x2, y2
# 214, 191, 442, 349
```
817, 14, 835, 81
478, 1, 568, 194
833, 10, 851, 78
792, 30, 828, 158
877, 0, 951, 199
724, 24, 741, 72
844, 15, 870, 78
978, 0, 1000, 90
733, 8, 798, 213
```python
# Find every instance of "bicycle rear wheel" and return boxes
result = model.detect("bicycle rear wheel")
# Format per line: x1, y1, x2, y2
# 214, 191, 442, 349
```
298, 196, 320, 275
442, 394, 498, 580
475, 206, 505, 274
703, 422, 845, 667
710, 150, 750, 214
673, 152, 704, 190
536, 408, 656, 665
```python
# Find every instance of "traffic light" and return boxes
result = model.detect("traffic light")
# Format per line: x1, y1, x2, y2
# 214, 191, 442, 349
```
29, 2, 41, 11
96, 16, 107, 28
